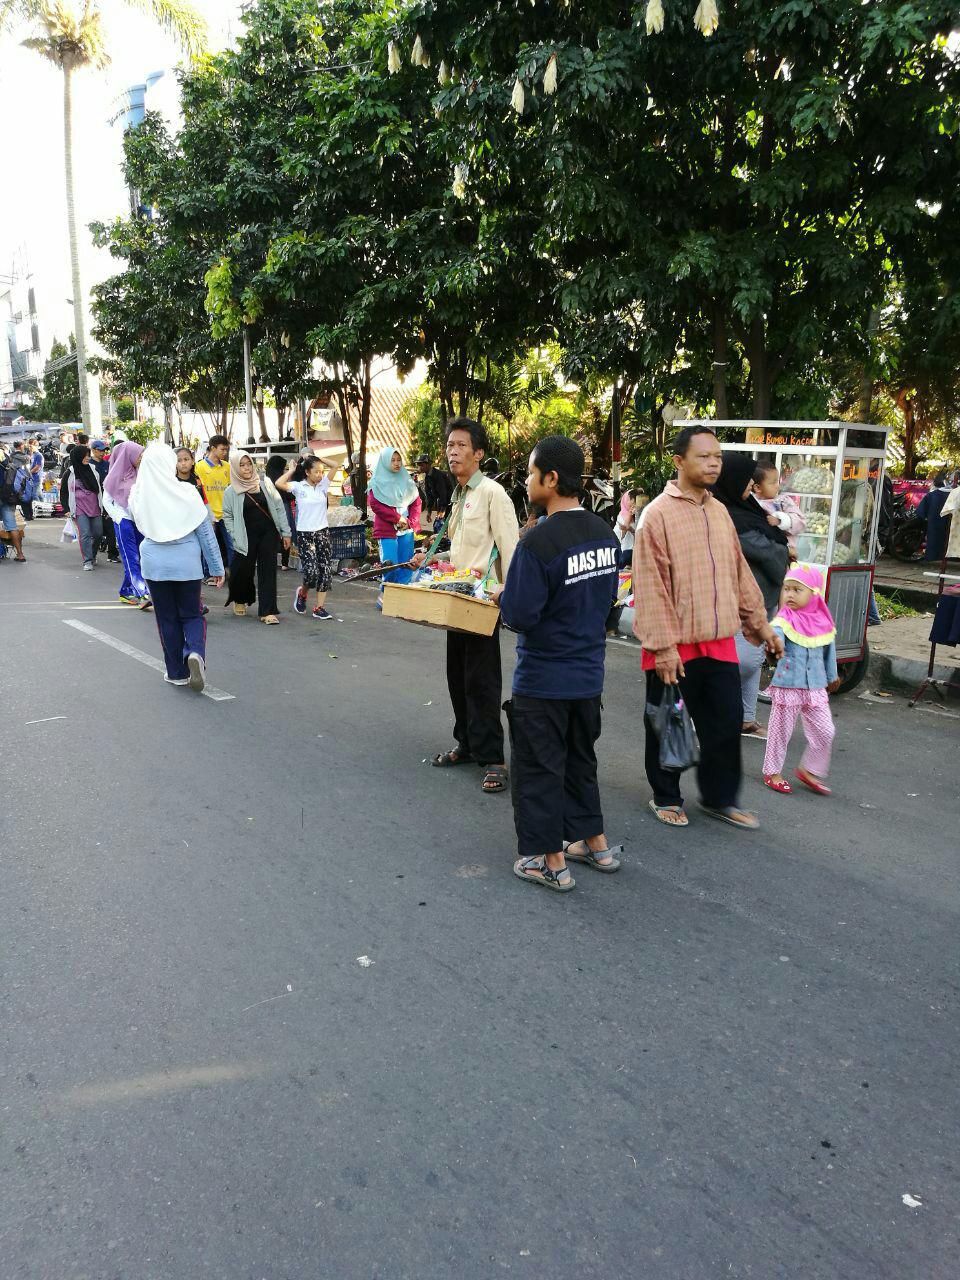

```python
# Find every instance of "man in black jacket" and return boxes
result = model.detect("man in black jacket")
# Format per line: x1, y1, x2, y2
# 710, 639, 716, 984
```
417, 454, 453, 525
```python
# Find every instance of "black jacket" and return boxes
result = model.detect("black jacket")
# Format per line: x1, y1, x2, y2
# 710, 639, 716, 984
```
738, 529, 790, 616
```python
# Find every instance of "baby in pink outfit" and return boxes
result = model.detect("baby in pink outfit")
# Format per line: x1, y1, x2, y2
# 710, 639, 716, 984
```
753, 459, 805, 557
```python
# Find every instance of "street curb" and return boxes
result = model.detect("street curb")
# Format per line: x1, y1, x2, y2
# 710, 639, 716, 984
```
867, 647, 960, 699
872, 581, 939, 614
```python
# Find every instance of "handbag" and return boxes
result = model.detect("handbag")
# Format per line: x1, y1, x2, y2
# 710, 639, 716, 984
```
645, 685, 699, 773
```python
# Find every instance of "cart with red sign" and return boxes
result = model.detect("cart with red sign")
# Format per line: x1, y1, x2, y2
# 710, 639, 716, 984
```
684, 420, 891, 694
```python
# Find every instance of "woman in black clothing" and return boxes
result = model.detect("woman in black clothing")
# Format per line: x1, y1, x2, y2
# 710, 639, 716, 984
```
714, 453, 790, 738
265, 454, 296, 570
221, 452, 291, 623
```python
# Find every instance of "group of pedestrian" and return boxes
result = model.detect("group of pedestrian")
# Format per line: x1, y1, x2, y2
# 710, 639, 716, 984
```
0, 437, 41, 561
402, 419, 841, 895
47, 417, 843, 890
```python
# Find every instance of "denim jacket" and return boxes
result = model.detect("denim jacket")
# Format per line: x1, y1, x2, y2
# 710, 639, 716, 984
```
769, 627, 838, 689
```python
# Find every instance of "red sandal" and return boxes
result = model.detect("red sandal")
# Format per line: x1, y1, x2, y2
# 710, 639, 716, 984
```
764, 774, 793, 794
794, 767, 831, 796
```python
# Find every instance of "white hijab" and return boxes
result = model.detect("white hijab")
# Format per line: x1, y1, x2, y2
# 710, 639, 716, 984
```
129, 442, 208, 543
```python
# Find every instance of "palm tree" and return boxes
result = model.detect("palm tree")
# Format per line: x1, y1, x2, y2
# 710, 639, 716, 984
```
17, 0, 206, 433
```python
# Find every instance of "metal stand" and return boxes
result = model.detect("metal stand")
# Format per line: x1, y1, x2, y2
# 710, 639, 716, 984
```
908, 565, 960, 707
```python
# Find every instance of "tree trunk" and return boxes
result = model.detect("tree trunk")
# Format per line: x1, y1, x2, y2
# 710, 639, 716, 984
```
63, 64, 101, 436
712, 306, 729, 417
277, 404, 287, 438
255, 398, 269, 443
895, 390, 920, 478
857, 306, 882, 422
355, 359, 372, 518
748, 317, 771, 418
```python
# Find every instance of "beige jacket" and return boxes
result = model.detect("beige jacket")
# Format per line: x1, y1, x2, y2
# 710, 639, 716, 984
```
447, 471, 520, 583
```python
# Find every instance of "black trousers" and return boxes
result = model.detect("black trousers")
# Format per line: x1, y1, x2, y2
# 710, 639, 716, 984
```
100, 513, 118, 559
227, 526, 279, 616
506, 694, 604, 858
645, 658, 742, 809
446, 626, 504, 766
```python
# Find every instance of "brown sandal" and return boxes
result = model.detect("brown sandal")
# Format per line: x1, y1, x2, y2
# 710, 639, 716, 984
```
481, 766, 508, 793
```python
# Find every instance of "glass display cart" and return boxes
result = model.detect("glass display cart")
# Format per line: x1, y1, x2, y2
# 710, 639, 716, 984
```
685, 421, 891, 692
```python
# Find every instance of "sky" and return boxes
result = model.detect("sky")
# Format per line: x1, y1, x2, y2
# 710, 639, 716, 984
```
1, 0, 240, 352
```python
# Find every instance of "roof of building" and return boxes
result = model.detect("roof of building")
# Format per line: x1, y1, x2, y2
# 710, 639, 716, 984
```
312, 384, 417, 459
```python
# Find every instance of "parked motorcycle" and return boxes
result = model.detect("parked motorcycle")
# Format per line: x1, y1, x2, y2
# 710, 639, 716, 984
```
883, 492, 925, 562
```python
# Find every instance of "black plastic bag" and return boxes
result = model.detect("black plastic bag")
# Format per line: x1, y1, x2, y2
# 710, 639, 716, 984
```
645, 685, 699, 773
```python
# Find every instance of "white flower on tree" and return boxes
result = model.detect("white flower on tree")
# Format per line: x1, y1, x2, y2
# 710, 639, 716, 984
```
645, 0, 664, 35
694, 0, 720, 36
543, 53, 557, 96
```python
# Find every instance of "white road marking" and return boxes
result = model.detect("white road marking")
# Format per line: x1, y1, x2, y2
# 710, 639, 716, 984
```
25, 715, 67, 725
62, 619, 235, 702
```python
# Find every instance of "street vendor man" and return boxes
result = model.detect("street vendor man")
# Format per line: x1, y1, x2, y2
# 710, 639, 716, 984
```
415, 417, 520, 794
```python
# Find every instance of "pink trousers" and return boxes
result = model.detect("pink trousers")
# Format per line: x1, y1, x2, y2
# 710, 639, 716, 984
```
763, 687, 835, 778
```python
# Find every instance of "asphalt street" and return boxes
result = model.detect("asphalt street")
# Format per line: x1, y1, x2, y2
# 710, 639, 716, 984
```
2, 519, 959, 1280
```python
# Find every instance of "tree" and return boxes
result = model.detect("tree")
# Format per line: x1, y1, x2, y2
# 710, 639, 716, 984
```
18, 0, 206, 434
91, 121, 247, 442
396, 0, 960, 421
20, 337, 81, 422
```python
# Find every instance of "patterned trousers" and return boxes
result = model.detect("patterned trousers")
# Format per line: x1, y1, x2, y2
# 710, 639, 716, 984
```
763, 687, 835, 778
296, 529, 332, 592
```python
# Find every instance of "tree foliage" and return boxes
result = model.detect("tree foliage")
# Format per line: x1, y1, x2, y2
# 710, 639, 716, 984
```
20, 338, 82, 423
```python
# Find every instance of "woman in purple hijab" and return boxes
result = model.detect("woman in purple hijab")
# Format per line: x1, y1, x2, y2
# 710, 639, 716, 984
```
103, 441, 150, 607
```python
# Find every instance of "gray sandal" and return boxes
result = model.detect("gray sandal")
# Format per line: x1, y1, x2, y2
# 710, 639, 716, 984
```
648, 800, 689, 827
698, 803, 759, 830
563, 842, 623, 873
513, 856, 575, 892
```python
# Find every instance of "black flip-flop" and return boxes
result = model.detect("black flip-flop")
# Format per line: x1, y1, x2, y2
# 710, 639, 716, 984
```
432, 750, 475, 768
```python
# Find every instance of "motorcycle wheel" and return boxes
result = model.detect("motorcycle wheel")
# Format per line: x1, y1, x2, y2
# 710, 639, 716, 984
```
888, 521, 925, 562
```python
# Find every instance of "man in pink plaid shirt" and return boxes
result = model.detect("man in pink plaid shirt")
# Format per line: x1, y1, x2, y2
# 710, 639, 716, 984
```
633, 426, 784, 830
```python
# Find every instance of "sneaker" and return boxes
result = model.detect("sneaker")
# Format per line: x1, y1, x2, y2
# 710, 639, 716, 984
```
187, 652, 206, 693
757, 690, 772, 704
294, 587, 308, 615
312, 606, 333, 620
83, 561, 93, 571
163, 673, 190, 686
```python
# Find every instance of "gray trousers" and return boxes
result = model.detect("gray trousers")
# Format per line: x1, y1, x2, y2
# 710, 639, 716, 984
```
735, 630, 765, 723
77, 512, 103, 565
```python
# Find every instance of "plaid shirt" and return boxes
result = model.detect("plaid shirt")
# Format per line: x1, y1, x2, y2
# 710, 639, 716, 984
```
632, 481, 767, 659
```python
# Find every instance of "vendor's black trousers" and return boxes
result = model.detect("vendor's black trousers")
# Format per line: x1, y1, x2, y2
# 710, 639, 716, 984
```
645, 658, 742, 809
446, 626, 504, 766
506, 694, 604, 858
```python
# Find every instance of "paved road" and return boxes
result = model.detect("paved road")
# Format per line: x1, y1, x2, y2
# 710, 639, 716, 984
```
2, 521, 958, 1280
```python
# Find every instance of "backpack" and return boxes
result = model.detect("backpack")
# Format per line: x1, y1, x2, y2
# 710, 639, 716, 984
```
2, 464, 36, 506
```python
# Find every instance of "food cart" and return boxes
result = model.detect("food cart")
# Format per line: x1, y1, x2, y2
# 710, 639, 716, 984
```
686, 420, 891, 693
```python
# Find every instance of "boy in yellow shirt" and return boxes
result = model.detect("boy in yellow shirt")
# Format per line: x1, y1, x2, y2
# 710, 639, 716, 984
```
195, 435, 233, 569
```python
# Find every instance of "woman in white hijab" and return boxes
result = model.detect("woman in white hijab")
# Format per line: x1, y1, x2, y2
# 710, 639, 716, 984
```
129, 442, 225, 692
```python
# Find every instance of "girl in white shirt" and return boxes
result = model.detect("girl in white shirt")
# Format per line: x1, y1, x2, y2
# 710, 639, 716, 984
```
276, 455, 338, 619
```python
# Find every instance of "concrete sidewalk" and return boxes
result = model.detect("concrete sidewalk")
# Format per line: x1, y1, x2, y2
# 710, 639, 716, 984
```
867, 612, 960, 699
